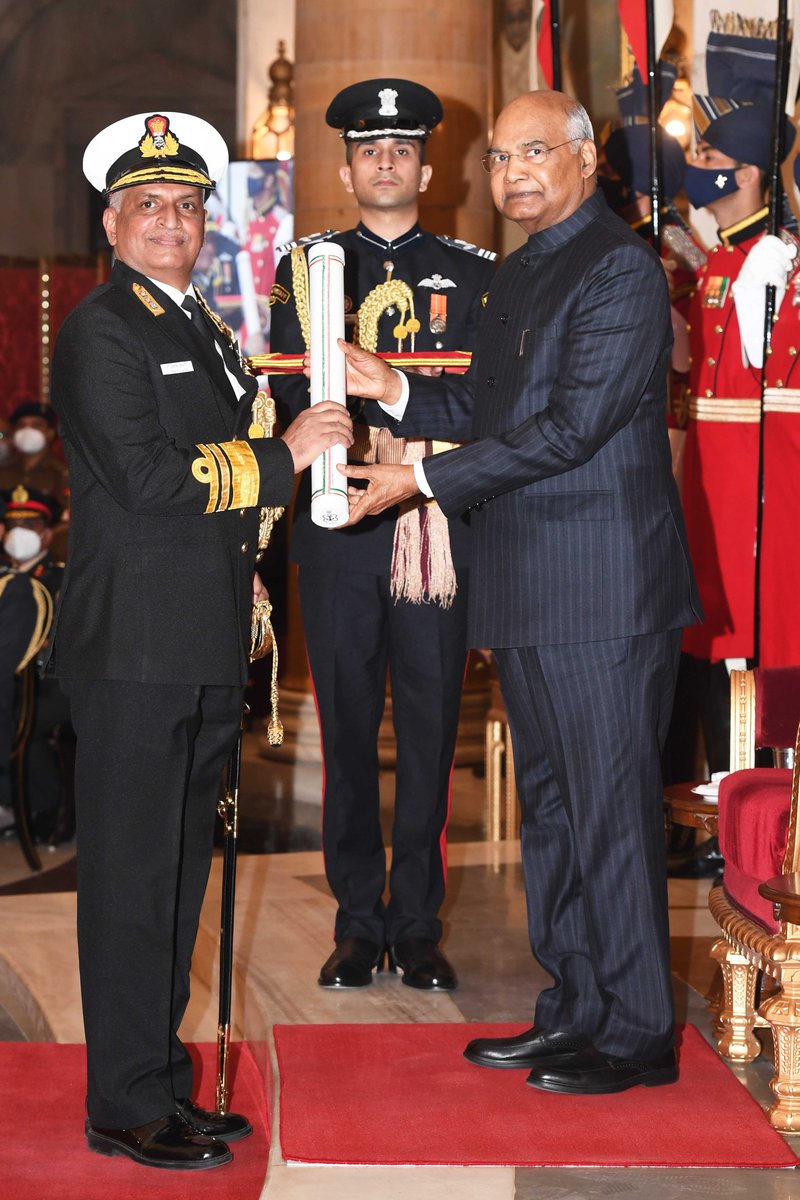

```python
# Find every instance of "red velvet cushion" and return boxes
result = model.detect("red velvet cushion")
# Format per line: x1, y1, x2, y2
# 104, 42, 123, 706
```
717, 768, 793, 932
755, 667, 800, 749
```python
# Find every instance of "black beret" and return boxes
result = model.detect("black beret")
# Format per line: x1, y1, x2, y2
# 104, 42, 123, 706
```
326, 79, 442, 141
9, 401, 57, 427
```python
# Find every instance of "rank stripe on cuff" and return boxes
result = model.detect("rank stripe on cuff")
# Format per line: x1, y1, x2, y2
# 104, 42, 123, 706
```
192, 440, 261, 512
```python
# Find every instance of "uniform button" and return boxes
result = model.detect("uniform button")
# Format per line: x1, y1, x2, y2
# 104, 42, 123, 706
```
705, 389, 714, 398
231, 435, 238, 442
240, 508, 246, 517
240, 541, 249, 554
726, 245, 734, 253
500, 313, 509, 324
776, 379, 784, 387
520, 256, 530, 267
486, 376, 495, 388
435, 340, 443, 349
707, 356, 716, 366
714, 325, 723, 334
685, 323, 691, 332
790, 347, 798, 356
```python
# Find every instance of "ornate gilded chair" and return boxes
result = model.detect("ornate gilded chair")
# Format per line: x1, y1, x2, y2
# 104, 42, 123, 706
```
709, 667, 800, 1133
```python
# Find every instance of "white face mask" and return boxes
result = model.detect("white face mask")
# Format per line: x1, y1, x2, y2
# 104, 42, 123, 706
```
4, 526, 42, 562
13, 427, 47, 455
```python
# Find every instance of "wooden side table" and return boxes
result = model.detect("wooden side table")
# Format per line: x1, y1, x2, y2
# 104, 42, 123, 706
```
759, 873, 800, 924
663, 780, 719, 839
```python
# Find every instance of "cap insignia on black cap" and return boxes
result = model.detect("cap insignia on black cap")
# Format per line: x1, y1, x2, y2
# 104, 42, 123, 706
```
139, 115, 180, 160
378, 89, 399, 117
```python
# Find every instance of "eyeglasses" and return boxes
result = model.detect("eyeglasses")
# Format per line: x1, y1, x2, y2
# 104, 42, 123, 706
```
480, 138, 582, 174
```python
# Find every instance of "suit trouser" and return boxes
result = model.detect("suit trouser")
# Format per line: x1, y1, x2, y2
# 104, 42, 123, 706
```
298, 565, 468, 946
495, 629, 681, 1059
65, 678, 243, 1127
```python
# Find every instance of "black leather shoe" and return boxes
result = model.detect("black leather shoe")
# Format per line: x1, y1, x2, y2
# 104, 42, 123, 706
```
669, 836, 724, 879
85, 1113, 232, 1169
390, 938, 457, 990
318, 937, 383, 987
526, 1045, 678, 1094
464, 1026, 591, 1069
176, 1097, 252, 1142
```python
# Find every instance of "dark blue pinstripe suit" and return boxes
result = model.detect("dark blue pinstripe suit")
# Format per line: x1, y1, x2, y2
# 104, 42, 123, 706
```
395, 191, 703, 1057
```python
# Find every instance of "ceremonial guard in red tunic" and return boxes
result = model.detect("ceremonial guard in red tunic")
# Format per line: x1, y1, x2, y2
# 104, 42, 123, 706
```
682, 97, 798, 668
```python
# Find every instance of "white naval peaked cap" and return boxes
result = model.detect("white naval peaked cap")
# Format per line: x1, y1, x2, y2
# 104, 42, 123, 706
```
82, 111, 229, 196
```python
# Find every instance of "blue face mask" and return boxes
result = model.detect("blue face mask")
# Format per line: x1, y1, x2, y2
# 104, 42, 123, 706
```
683, 163, 740, 210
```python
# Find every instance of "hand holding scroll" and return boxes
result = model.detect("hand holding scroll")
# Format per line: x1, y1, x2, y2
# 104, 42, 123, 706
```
281, 401, 353, 472
337, 340, 404, 405
338, 462, 419, 526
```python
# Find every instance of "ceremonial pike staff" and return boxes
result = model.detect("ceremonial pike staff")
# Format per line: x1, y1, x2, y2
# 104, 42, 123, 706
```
753, 0, 791, 666
214, 383, 285, 1117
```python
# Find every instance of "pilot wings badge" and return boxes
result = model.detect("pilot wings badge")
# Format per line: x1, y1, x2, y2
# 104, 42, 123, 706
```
418, 274, 456, 289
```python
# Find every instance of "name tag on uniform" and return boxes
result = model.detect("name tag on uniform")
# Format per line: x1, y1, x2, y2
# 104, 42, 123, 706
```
160, 360, 194, 375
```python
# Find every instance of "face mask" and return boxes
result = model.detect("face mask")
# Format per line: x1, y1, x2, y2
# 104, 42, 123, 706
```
13, 426, 47, 455
4, 526, 42, 562
597, 175, 634, 213
683, 163, 740, 210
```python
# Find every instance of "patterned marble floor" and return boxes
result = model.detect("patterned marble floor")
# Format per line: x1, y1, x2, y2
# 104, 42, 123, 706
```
0, 746, 797, 1197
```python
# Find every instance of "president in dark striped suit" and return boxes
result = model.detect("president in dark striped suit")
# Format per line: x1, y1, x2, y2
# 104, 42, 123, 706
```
335, 89, 703, 1095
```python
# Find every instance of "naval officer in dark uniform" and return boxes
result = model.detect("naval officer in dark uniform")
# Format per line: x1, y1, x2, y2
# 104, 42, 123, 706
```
47, 110, 351, 1171
270, 79, 495, 991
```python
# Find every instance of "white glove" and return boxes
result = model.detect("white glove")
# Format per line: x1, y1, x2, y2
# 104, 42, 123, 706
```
732, 235, 797, 368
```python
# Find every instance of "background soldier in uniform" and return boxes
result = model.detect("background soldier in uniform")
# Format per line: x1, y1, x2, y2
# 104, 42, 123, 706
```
270, 79, 495, 992
48, 110, 351, 1171
679, 35, 799, 870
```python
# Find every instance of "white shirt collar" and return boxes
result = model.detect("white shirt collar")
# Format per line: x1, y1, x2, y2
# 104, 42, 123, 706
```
145, 275, 194, 312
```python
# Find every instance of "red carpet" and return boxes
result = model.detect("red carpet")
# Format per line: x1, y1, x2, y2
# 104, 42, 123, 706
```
3, 1042, 270, 1198
275, 1022, 799, 1168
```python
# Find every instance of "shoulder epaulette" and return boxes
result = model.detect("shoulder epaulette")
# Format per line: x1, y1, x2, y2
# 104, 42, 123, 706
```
275, 229, 341, 256
436, 235, 497, 262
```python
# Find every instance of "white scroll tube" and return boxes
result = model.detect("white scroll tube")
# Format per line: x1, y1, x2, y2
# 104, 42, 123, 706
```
308, 242, 349, 528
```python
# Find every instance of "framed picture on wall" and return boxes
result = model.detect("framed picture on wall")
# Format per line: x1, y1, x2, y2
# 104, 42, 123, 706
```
192, 159, 294, 354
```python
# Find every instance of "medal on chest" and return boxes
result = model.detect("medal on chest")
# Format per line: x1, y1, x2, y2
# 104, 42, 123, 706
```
702, 276, 731, 309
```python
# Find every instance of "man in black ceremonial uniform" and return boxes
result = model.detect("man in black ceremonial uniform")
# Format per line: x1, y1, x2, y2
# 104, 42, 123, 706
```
270, 79, 495, 992
47, 110, 351, 1172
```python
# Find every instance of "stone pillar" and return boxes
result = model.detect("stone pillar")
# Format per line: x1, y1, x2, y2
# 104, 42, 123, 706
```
292, 0, 493, 245
264, 1, 494, 767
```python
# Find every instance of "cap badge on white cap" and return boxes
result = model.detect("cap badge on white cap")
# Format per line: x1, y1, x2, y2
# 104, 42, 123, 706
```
378, 88, 399, 117
139, 114, 180, 159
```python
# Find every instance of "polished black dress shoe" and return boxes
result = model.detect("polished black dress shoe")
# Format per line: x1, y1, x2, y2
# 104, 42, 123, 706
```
176, 1097, 252, 1142
318, 936, 383, 987
390, 938, 457, 990
464, 1025, 591, 1069
526, 1045, 678, 1094
669, 836, 724, 879
85, 1112, 232, 1169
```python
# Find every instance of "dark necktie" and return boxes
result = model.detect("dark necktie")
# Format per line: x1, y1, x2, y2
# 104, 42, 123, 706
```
181, 294, 208, 330
181, 294, 239, 409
